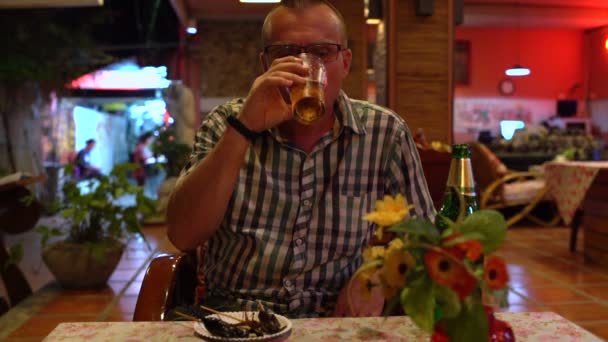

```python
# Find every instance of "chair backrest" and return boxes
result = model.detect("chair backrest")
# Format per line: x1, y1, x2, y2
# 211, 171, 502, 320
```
417, 148, 452, 210
470, 142, 508, 195
133, 252, 198, 321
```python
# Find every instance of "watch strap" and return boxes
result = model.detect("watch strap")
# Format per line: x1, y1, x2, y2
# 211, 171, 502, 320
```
226, 116, 259, 142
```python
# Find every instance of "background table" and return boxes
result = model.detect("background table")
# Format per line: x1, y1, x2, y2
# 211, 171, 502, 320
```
543, 161, 608, 253
44, 312, 601, 341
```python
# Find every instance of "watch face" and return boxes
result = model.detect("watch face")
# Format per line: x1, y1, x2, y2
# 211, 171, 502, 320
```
499, 79, 515, 95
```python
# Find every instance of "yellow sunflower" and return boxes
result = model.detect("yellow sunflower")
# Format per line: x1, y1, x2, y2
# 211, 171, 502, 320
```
382, 248, 415, 288
363, 194, 414, 227
362, 246, 387, 262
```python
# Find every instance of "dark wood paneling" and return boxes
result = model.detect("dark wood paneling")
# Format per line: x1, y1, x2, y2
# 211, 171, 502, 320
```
388, 0, 453, 144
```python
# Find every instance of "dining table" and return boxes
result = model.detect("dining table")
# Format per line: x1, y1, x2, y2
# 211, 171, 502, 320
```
43, 312, 601, 341
542, 161, 608, 253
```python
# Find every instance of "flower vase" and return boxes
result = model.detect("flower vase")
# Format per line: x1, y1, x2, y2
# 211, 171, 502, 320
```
430, 306, 515, 342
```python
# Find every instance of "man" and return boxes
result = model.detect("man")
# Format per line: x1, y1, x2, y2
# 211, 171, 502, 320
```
75, 139, 101, 179
167, 0, 434, 318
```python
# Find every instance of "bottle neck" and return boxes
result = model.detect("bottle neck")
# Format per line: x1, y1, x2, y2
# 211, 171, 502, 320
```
446, 157, 476, 197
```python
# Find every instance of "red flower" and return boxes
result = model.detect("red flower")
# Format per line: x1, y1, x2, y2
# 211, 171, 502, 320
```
445, 233, 482, 261
458, 240, 482, 262
425, 248, 476, 300
484, 256, 509, 290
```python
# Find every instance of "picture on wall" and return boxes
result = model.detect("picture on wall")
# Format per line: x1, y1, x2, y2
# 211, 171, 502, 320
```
454, 40, 470, 85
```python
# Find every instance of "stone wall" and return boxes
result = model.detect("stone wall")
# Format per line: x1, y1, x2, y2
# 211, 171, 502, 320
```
199, 20, 264, 98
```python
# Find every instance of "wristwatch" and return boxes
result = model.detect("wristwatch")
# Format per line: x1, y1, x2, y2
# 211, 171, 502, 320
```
226, 116, 260, 142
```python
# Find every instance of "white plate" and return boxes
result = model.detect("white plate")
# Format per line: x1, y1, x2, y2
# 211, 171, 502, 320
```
193, 311, 292, 342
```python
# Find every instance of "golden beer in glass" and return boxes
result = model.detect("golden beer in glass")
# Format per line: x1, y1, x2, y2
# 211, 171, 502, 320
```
292, 54, 326, 125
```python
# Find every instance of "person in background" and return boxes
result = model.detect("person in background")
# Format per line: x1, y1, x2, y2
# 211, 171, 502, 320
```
133, 132, 154, 186
167, 0, 434, 318
75, 139, 101, 179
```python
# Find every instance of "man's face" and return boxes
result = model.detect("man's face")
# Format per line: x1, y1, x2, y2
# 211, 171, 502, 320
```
263, 4, 352, 117
87, 142, 96, 151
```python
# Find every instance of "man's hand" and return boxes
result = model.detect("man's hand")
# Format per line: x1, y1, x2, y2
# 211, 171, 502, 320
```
238, 56, 307, 132
333, 272, 385, 317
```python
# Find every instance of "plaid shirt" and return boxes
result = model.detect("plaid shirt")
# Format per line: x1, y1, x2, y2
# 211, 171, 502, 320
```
182, 91, 435, 317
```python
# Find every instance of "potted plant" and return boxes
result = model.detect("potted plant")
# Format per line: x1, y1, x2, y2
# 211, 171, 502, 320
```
148, 126, 191, 221
36, 162, 155, 289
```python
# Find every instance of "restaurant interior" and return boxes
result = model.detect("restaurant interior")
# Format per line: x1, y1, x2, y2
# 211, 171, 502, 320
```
0, 0, 607, 340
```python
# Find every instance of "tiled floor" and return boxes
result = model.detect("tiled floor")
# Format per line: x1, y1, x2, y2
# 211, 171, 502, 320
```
2, 225, 608, 341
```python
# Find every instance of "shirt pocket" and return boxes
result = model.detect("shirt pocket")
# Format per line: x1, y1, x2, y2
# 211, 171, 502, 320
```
325, 192, 374, 257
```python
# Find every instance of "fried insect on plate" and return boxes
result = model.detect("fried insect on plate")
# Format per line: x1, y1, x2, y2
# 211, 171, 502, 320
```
202, 317, 253, 338
257, 306, 282, 334
200, 304, 284, 338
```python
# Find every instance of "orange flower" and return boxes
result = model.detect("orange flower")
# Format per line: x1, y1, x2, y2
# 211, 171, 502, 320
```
425, 248, 476, 300
445, 233, 482, 262
458, 240, 482, 262
484, 256, 509, 290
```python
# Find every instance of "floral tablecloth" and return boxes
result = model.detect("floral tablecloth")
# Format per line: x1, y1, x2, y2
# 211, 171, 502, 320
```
543, 161, 608, 225
43, 312, 601, 341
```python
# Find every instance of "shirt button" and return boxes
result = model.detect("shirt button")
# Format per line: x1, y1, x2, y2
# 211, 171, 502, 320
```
284, 280, 292, 287
295, 238, 304, 246
303, 199, 311, 207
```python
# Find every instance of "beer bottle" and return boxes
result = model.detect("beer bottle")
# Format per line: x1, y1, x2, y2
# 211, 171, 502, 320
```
435, 144, 479, 232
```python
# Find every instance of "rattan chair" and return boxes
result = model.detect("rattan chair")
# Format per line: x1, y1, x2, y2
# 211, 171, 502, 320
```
470, 142, 560, 227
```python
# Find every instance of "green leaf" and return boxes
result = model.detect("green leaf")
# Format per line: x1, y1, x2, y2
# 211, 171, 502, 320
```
114, 187, 125, 198
61, 208, 75, 219
19, 193, 36, 206
435, 285, 461, 319
90, 200, 106, 209
440, 226, 454, 238
390, 218, 440, 243
442, 298, 489, 342
443, 232, 485, 246
403, 277, 436, 332
460, 210, 507, 254
4, 243, 24, 269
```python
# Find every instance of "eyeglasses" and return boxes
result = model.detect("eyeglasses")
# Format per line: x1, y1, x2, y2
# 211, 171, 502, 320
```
263, 43, 344, 63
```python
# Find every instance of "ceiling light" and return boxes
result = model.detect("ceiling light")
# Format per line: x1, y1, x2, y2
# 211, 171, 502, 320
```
504, 2, 530, 77
239, 0, 280, 3
366, 0, 382, 25
186, 18, 197, 35
505, 65, 531, 77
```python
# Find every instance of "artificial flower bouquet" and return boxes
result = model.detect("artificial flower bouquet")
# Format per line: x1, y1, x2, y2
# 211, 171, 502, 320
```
353, 194, 514, 342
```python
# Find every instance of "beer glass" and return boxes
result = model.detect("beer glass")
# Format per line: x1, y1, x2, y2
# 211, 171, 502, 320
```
291, 53, 327, 125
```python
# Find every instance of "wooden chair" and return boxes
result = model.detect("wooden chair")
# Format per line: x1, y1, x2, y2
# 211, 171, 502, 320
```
417, 148, 452, 210
470, 142, 560, 227
133, 252, 198, 321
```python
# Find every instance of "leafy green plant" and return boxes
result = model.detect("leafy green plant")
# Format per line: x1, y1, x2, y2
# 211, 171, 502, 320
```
151, 126, 191, 178
36, 163, 156, 254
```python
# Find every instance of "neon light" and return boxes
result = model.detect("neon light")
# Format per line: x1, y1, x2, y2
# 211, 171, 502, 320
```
69, 62, 171, 90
